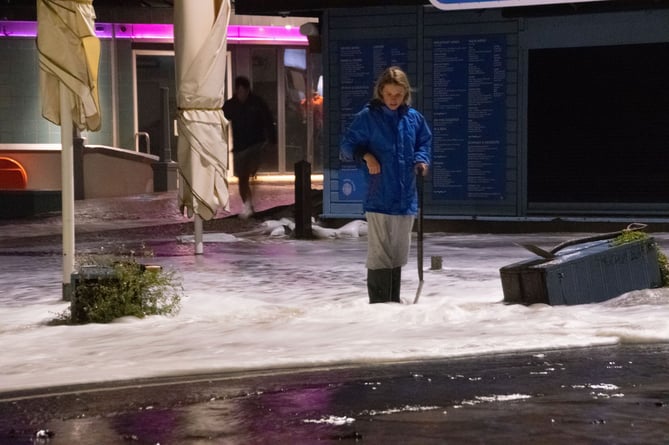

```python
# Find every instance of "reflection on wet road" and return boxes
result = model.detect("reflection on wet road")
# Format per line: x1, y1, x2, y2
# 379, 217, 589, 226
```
1, 344, 667, 444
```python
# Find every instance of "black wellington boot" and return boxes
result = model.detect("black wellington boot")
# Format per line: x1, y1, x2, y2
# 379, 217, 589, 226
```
390, 267, 402, 303
367, 268, 392, 304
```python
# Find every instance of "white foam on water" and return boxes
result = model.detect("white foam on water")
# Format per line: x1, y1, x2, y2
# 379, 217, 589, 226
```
1, 231, 668, 392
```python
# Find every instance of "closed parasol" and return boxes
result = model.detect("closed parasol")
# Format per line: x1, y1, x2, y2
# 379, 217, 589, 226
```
174, 0, 231, 254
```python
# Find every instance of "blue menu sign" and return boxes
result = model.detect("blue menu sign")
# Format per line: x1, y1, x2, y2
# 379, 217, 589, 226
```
431, 35, 507, 200
338, 40, 409, 202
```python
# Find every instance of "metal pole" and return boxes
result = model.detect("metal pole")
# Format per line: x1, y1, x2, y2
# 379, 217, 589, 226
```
194, 214, 203, 255
305, 66, 314, 164
413, 174, 424, 304
160, 86, 172, 162
60, 84, 75, 300
110, 24, 119, 147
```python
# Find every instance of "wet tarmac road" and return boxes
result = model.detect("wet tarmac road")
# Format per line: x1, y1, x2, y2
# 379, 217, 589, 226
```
1, 343, 667, 444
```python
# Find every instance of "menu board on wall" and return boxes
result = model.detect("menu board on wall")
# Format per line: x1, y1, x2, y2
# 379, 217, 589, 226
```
337, 40, 409, 202
431, 35, 507, 200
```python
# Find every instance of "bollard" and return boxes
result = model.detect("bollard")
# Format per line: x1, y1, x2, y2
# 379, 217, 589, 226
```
430, 256, 442, 270
294, 160, 313, 239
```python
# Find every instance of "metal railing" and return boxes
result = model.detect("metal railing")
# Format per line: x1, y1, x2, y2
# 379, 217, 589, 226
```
134, 131, 151, 153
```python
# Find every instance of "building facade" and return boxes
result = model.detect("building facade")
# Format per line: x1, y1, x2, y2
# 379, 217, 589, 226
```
0, 6, 321, 205
321, 3, 669, 220
1, 1, 669, 221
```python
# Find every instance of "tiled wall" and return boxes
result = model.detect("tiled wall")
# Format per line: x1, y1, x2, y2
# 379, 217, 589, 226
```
0, 38, 128, 148
0, 39, 53, 144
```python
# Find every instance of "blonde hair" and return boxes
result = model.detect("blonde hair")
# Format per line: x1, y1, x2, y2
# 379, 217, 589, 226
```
373, 66, 412, 106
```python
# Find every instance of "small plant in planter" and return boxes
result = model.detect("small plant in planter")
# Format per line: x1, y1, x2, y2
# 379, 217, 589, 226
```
611, 230, 669, 287
51, 251, 183, 325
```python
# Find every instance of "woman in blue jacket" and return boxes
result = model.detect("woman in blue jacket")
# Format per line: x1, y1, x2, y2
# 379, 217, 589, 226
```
340, 66, 432, 304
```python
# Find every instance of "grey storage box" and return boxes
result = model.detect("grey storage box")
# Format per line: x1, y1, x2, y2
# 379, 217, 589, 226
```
501, 237, 662, 306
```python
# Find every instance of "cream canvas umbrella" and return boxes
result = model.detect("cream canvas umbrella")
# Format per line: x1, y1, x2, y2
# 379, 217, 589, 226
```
36, 0, 101, 298
174, 0, 231, 254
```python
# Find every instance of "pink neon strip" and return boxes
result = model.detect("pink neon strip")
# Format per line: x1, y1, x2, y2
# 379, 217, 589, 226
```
0, 21, 308, 44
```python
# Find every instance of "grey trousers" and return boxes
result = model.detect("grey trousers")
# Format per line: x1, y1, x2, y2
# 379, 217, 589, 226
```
365, 212, 415, 270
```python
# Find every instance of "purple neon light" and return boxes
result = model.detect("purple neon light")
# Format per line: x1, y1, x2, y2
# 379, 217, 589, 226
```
0, 21, 35, 37
0, 21, 307, 44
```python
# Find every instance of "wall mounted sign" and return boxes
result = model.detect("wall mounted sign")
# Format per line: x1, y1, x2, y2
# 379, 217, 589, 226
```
431, 35, 507, 201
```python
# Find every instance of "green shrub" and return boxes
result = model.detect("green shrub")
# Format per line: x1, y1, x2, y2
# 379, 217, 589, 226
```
611, 230, 669, 287
51, 254, 183, 325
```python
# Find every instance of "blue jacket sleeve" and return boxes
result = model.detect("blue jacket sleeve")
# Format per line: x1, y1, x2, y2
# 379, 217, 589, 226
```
413, 113, 432, 166
340, 111, 369, 164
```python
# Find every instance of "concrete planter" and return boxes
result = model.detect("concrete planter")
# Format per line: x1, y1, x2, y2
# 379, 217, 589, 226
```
500, 238, 662, 305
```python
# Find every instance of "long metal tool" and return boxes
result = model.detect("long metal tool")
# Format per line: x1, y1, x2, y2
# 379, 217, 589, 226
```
413, 174, 425, 304
516, 222, 648, 259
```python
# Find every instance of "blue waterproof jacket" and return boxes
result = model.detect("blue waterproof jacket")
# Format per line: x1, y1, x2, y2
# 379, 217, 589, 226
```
340, 99, 432, 216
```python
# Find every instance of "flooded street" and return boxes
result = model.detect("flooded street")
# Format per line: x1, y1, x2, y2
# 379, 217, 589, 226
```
1, 188, 668, 444
1, 344, 667, 444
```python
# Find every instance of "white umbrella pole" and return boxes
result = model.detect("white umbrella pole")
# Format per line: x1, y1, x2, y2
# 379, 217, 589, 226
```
194, 214, 203, 255
60, 83, 75, 299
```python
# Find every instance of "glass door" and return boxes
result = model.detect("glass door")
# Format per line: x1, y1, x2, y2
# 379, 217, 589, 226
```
250, 47, 279, 173
133, 50, 177, 160
233, 45, 322, 175
283, 47, 307, 172
283, 47, 323, 173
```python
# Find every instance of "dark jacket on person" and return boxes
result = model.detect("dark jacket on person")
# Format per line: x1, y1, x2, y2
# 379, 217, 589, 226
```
340, 99, 432, 216
223, 92, 276, 152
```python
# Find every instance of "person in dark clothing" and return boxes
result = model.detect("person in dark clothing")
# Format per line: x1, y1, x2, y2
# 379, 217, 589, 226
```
340, 66, 432, 304
223, 76, 276, 218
